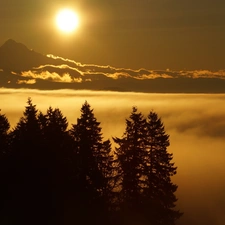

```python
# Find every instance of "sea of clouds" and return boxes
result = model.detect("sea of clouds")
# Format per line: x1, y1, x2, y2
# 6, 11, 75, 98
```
0, 88, 225, 225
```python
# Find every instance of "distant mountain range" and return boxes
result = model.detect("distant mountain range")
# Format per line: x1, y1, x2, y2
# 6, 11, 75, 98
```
0, 39, 225, 93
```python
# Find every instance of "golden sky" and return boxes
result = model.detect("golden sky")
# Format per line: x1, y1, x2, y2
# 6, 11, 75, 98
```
1, 1, 225, 223
0, 0, 225, 70
0, 2, 225, 221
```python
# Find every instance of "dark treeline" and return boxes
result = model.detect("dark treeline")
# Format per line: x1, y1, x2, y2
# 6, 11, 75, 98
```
0, 98, 182, 225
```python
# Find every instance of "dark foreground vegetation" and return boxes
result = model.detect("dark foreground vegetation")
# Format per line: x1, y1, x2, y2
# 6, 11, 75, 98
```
0, 98, 182, 225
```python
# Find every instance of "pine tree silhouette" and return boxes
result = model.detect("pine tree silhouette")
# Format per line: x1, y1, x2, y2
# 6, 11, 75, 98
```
114, 107, 182, 225
70, 101, 113, 225
142, 111, 182, 225
0, 100, 182, 225
0, 110, 10, 222
9, 98, 53, 225
38, 107, 73, 224
113, 107, 147, 224
0, 110, 10, 155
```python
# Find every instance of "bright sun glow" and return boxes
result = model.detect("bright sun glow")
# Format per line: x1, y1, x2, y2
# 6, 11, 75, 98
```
56, 9, 79, 33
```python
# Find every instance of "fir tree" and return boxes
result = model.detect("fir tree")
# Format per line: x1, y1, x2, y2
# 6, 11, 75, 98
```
113, 107, 147, 224
143, 111, 182, 225
98, 138, 118, 215
113, 108, 182, 225
70, 101, 114, 225
11, 97, 41, 148
0, 111, 10, 221
0, 110, 10, 155
38, 107, 72, 224
9, 98, 50, 225
70, 101, 103, 191
39, 107, 70, 158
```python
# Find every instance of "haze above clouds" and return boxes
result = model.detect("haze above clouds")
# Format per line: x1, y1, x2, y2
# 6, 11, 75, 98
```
0, 88, 225, 225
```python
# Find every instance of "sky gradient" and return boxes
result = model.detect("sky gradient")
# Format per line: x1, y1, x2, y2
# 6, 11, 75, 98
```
1, 2, 225, 224
1, 0, 225, 70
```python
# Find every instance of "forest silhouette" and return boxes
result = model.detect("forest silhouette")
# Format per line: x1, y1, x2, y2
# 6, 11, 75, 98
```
0, 98, 182, 225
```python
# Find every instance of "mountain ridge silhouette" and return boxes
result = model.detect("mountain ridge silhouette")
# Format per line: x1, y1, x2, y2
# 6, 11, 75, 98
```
0, 39, 52, 71
0, 39, 225, 93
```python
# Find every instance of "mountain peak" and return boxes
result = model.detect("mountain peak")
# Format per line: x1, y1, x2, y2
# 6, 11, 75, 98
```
0, 39, 47, 71
0, 39, 30, 53
3, 39, 18, 45
3, 39, 16, 45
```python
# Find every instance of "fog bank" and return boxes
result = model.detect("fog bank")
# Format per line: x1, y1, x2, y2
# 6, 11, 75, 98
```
0, 89, 225, 225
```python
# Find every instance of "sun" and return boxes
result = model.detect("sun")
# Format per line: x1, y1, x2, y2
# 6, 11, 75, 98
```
56, 9, 79, 33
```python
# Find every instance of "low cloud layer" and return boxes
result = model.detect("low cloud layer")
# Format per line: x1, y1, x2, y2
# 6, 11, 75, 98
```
1, 51, 225, 92
8, 60, 225, 92
1, 40, 225, 93
0, 89, 225, 225
19, 55, 225, 82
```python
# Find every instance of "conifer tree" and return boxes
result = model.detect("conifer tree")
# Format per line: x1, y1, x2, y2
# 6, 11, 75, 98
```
38, 107, 72, 224
113, 107, 147, 223
98, 139, 117, 210
70, 101, 114, 224
143, 111, 182, 225
9, 98, 49, 225
39, 107, 70, 156
0, 111, 10, 221
0, 110, 10, 155
114, 108, 182, 225
11, 97, 41, 148
70, 101, 103, 191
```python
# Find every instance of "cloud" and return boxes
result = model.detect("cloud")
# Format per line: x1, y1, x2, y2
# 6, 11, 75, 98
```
2, 52, 225, 93
17, 79, 36, 84
46, 54, 225, 80
180, 70, 225, 79
34, 64, 84, 76
0, 89, 225, 225
21, 70, 82, 83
